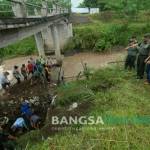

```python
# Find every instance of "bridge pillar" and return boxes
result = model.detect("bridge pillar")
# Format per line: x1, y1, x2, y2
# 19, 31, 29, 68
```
42, 27, 54, 54
34, 32, 45, 57
12, 0, 27, 18
51, 25, 62, 62
57, 23, 69, 48
56, 21, 73, 48
68, 23, 73, 37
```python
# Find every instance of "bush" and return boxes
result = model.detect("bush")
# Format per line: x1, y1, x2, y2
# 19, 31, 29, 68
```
0, 36, 37, 58
64, 22, 150, 53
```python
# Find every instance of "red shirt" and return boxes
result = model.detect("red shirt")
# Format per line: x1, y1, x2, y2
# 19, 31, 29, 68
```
27, 63, 33, 72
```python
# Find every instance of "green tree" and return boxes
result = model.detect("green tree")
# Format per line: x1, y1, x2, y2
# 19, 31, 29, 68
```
80, 0, 150, 15
80, 0, 98, 12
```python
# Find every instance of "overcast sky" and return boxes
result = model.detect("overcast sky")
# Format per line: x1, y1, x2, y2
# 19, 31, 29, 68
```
71, 0, 83, 8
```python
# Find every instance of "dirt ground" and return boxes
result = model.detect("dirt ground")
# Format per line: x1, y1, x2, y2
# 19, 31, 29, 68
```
0, 79, 56, 136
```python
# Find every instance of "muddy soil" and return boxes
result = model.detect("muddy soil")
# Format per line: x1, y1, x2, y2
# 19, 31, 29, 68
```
0, 80, 55, 136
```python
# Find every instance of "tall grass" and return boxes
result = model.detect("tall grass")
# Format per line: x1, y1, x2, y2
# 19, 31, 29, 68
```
64, 22, 150, 53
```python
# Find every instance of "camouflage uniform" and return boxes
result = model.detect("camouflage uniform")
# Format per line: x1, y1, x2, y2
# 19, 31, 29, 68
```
137, 42, 150, 79
125, 47, 138, 70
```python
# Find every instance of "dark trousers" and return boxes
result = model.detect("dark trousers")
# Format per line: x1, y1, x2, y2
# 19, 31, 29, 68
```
146, 64, 150, 83
2, 82, 10, 89
125, 55, 136, 70
137, 55, 148, 79
15, 77, 21, 84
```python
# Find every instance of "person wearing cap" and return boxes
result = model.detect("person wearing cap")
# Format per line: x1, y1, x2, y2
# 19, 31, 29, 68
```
137, 34, 150, 79
125, 39, 138, 70
0, 72, 10, 90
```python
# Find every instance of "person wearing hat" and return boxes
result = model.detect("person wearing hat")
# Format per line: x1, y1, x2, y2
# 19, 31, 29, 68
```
0, 72, 10, 90
137, 34, 150, 79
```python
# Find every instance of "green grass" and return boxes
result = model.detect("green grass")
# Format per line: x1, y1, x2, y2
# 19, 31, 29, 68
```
64, 11, 150, 53
66, 22, 150, 52
17, 65, 150, 150
0, 36, 37, 58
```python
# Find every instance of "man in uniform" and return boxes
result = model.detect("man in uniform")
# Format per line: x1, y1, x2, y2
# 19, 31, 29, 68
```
125, 39, 138, 70
137, 34, 150, 79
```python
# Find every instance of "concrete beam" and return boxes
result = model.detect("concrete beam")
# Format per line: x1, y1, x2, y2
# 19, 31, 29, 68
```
68, 23, 73, 37
51, 25, 61, 62
0, 16, 65, 49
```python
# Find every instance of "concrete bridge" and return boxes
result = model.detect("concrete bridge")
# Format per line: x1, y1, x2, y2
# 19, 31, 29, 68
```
0, 0, 73, 62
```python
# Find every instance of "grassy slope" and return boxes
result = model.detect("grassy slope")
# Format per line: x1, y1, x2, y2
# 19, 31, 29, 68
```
18, 64, 150, 150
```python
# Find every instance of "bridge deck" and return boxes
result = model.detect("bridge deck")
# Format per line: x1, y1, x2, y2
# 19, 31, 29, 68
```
0, 14, 68, 30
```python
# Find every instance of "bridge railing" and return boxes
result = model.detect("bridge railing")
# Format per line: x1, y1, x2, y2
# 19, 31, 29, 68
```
0, 0, 69, 18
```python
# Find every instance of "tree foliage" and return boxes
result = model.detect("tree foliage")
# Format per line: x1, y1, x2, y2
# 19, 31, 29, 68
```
79, 0, 150, 16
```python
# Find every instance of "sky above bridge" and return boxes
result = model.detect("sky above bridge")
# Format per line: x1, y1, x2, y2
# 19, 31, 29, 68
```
71, 0, 83, 8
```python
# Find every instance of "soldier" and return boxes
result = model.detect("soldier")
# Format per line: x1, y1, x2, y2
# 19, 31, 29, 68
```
125, 39, 138, 70
145, 56, 150, 84
137, 34, 150, 79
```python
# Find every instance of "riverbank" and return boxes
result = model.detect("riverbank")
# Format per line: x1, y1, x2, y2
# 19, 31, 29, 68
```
2, 51, 125, 79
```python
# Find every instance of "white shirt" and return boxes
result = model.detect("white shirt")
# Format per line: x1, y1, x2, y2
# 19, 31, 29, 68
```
11, 117, 27, 128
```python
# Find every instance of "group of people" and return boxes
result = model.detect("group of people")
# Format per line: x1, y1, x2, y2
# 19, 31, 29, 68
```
0, 56, 53, 91
0, 99, 41, 150
125, 33, 150, 83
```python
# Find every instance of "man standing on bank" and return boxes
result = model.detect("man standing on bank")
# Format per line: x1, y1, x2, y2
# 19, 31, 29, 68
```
137, 34, 150, 79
